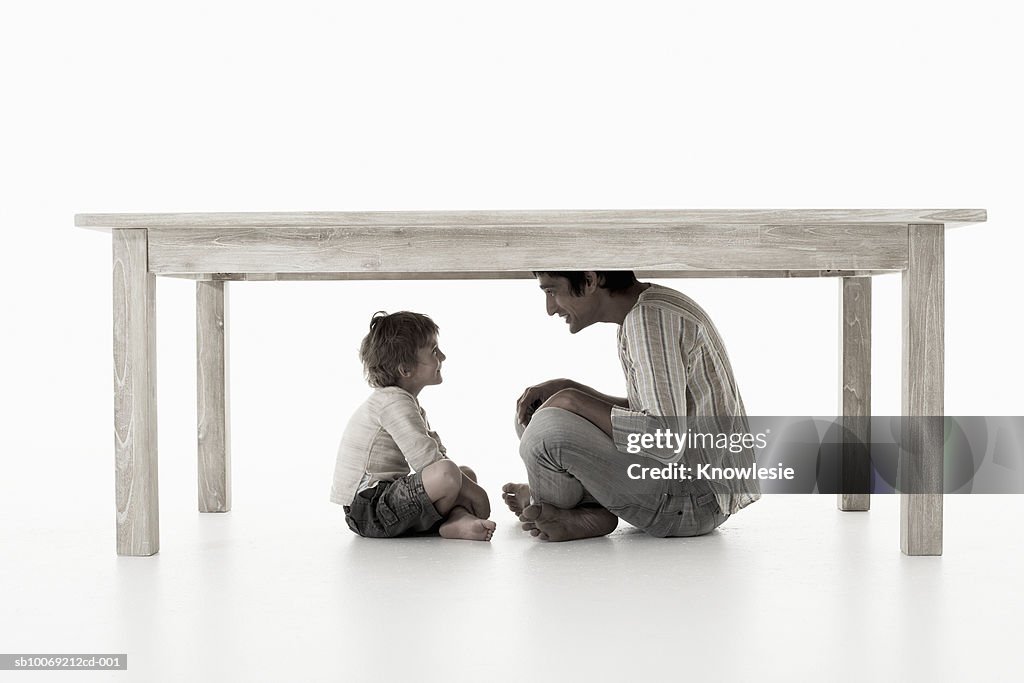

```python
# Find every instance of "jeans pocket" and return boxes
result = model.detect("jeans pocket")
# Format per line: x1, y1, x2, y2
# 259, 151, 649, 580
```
375, 497, 400, 528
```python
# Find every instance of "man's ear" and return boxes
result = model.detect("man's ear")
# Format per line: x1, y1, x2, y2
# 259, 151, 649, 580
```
582, 271, 599, 294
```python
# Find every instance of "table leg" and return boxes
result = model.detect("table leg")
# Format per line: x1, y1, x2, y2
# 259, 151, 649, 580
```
197, 280, 231, 512
838, 276, 871, 511
112, 229, 159, 555
900, 224, 944, 555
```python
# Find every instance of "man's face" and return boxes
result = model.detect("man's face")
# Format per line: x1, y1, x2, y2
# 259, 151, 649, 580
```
537, 273, 598, 334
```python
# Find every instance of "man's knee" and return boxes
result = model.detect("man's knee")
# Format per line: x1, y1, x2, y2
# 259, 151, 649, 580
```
518, 407, 576, 464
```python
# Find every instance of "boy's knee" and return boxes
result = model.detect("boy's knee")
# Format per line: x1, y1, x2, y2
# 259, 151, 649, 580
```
423, 459, 462, 496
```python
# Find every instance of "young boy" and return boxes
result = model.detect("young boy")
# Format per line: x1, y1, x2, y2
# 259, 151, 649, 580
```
331, 311, 496, 541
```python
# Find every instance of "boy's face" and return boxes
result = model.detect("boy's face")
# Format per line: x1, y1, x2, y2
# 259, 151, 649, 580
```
402, 334, 446, 393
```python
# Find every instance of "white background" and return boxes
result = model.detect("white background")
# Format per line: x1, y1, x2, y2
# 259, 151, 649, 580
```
1, 1, 1022, 680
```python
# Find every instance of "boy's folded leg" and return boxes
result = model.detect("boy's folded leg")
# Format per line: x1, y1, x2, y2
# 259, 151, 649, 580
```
456, 477, 491, 520
439, 506, 496, 542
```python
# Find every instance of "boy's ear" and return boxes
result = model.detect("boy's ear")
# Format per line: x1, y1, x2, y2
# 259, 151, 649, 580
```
398, 364, 410, 378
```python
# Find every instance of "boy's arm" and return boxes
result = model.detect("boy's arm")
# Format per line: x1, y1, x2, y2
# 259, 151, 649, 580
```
379, 394, 447, 472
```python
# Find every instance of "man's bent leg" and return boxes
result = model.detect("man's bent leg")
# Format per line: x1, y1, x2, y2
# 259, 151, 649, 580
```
519, 408, 588, 509
504, 411, 597, 516
519, 407, 676, 534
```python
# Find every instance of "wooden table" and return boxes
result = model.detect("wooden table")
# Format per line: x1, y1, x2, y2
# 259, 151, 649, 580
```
76, 209, 987, 556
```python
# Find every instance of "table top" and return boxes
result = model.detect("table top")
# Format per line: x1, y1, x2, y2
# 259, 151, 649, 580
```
76, 209, 987, 231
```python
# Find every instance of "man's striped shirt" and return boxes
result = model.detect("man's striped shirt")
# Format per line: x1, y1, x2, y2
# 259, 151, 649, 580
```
611, 284, 761, 515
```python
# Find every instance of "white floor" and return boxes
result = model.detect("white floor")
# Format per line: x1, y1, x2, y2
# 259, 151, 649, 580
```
2, 475, 1022, 683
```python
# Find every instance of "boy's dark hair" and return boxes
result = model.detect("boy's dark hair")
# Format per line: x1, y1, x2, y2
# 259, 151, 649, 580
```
532, 271, 638, 296
359, 311, 440, 388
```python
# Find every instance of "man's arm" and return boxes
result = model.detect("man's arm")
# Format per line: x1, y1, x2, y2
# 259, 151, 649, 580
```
609, 305, 689, 462
540, 388, 617, 438
563, 380, 628, 409
516, 378, 628, 427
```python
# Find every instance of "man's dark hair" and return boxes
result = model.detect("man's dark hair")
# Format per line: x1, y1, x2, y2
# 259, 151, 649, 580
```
532, 271, 638, 296
359, 311, 439, 388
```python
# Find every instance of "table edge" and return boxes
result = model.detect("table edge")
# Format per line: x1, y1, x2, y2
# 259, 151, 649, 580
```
74, 208, 988, 231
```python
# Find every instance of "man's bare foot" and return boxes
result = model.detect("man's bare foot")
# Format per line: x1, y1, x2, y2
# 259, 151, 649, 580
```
456, 477, 491, 519
519, 504, 618, 541
501, 483, 531, 516
440, 506, 496, 542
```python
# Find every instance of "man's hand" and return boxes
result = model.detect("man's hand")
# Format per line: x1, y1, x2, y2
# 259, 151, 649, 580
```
516, 379, 575, 426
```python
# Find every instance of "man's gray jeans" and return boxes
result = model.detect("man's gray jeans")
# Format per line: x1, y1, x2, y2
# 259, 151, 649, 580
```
517, 407, 729, 537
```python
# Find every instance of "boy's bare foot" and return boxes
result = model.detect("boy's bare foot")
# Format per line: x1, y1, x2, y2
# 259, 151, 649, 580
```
456, 477, 491, 519
519, 503, 618, 541
440, 506, 496, 542
501, 482, 531, 515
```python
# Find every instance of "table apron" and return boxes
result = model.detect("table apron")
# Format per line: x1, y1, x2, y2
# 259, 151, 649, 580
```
144, 224, 910, 276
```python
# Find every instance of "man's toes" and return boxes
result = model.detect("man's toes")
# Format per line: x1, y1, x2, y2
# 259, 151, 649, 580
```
530, 529, 541, 537
521, 504, 542, 522
521, 521, 536, 531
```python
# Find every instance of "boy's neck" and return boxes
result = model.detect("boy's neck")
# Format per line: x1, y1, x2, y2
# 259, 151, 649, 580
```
396, 380, 423, 397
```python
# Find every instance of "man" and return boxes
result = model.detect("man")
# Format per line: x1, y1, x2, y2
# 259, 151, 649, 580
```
502, 271, 760, 541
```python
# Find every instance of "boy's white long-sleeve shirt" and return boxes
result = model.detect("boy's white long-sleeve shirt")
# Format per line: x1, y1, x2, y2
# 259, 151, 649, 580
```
330, 386, 447, 507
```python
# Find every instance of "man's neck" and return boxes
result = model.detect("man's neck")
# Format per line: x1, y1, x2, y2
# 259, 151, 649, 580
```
604, 281, 651, 326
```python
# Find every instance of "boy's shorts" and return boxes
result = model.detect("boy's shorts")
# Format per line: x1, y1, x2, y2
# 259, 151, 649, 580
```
343, 471, 443, 538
